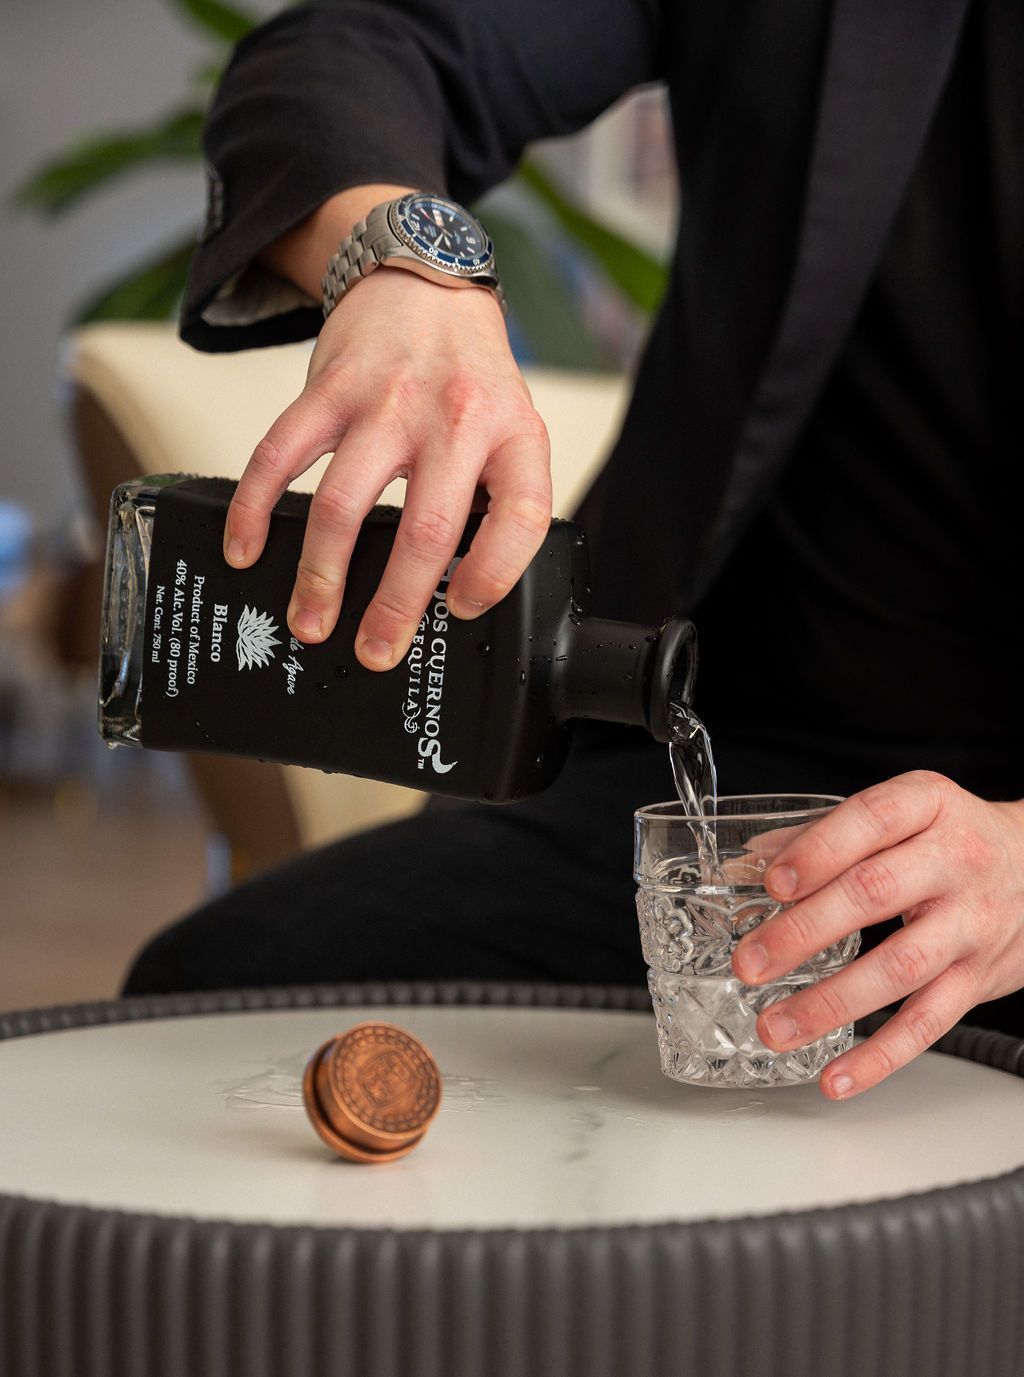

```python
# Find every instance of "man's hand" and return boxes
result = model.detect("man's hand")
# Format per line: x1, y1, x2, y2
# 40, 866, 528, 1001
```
731, 771, 1024, 1099
223, 209, 551, 672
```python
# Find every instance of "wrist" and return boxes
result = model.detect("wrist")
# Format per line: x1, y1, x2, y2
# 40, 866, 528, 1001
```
258, 183, 419, 302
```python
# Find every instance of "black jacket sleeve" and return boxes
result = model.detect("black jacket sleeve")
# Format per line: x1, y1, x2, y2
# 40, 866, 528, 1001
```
181, 0, 664, 351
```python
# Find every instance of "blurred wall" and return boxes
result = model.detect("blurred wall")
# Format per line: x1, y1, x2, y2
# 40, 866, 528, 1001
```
0, 0, 246, 532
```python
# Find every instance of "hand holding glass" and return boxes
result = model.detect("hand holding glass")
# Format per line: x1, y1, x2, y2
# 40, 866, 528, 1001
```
634, 796, 861, 1088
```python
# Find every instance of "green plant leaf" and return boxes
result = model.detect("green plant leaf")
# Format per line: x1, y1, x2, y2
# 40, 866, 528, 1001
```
73, 237, 196, 323
483, 211, 607, 372
516, 159, 668, 314
191, 59, 227, 91
165, 0, 258, 44
10, 109, 204, 217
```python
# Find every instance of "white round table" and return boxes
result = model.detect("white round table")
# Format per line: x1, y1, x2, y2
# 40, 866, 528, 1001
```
2, 982, 1023, 1377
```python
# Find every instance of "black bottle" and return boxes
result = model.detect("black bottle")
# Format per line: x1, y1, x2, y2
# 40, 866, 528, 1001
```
99, 476, 697, 803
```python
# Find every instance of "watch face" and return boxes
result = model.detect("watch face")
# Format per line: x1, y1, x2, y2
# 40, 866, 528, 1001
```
392, 194, 494, 273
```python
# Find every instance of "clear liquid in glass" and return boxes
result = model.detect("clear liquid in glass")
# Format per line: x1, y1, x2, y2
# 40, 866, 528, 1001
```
653, 695, 857, 1086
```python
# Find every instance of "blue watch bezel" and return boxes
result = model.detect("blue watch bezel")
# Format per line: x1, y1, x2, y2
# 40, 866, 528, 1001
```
389, 193, 495, 275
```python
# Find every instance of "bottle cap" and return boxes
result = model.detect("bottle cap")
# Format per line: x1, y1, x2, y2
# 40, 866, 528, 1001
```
647, 617, 699, 743
302, 1021, 442, 1163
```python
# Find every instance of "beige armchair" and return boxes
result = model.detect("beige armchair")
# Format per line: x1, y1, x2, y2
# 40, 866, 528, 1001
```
66, 321, 628, 875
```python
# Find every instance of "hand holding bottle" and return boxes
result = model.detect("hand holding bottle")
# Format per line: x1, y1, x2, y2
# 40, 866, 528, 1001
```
101, 477, 697, 800
222, 188, 553, 671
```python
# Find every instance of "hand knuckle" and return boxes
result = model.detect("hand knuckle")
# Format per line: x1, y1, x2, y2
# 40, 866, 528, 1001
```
502, 491, 552, 543
952, 901, 988, 950
854, 786, 903, 840
902, 1001, 945, 1050
309, 485, 362, 534
803, 826, 844, 873
373, 372, 427, 441
382, 369, 426, 411
403, 507, 459, 560
953, 829, 999, 872
877, 937, 929, 992
804, 979, 849, 1032
909, 768, 952, 793
509, 409, 551, 450
228, 491, 264, 523
295, 561, 340, 599
368, 591, 416, 628
865, 1037, 899, 1081
771, 905, 820, 964
249, 435, 289, 480
440, 372, 486, 427
843, 857, 900, 915
945, 955, 980, 1000
909, 769, 958, 814
308, 355, 353, 396
471, 557, 522, 604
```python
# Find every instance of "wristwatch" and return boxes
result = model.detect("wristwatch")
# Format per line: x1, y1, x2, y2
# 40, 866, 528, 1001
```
321, 191, 507, 319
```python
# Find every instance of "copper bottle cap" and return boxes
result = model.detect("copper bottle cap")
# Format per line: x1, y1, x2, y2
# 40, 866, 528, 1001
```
302, 1021, 442, 1163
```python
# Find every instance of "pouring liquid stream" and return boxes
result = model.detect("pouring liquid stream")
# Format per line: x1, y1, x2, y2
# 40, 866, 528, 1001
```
667, 698, 720, 881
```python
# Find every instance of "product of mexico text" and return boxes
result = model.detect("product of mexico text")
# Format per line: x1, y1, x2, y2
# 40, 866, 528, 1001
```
98, 475, 698, 803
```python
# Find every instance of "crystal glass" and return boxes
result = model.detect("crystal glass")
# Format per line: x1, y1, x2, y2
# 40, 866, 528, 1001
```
634, 796, 861, 1088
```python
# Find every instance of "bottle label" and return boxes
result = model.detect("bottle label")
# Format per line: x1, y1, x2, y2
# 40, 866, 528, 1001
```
140, 479, 477, 789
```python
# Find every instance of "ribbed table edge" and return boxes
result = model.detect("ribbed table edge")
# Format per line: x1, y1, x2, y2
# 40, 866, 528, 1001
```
2, 982, 1022, 1377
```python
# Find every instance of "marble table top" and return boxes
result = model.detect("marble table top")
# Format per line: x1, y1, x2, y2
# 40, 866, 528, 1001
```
2, 1004, 1022, 1230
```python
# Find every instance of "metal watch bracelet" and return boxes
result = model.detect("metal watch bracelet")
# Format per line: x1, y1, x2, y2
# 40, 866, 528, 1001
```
321, 202, 507, 319
320, 206, 391, 317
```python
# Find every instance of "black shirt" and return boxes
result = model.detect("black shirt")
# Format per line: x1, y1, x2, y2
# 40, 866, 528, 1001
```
695, 0, 1023, 800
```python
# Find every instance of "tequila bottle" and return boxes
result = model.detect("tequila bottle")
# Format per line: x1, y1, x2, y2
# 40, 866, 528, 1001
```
99, 475, 697, 803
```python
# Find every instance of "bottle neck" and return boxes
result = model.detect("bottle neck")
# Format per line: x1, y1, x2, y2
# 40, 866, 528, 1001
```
554, 616, 697, 740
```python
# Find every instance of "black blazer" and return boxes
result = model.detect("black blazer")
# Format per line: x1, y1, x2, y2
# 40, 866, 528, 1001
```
181, 0, 968, 624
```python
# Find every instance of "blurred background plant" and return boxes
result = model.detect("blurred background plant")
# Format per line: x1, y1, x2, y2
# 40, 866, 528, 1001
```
11, 0, 668, 371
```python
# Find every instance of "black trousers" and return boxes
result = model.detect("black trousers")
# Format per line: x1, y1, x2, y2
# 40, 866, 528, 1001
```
122, 722, 1023, 1038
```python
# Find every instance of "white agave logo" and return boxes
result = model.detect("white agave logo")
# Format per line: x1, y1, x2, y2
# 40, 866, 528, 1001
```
236, 605, 282, 670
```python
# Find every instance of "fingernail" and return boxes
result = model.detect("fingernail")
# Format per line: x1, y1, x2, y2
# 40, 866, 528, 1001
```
828, 1073, 855, 1098
225, 537, 246, 565
768, 864, 798, 899
291, 607, 322, 638
763, 1010, 799, 1046
449, 594, 488, 619
738, 940, 768, 980
359, 637, 393, 667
